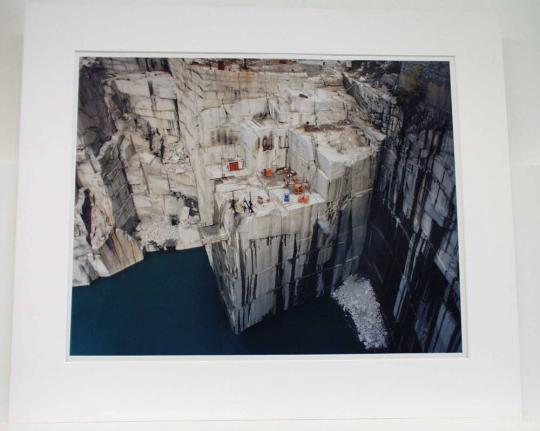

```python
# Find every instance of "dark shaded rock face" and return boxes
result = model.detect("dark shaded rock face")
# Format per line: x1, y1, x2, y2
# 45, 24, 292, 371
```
78, 61, 117, 155
98, 135, 140, 233
347, 62, 461, 353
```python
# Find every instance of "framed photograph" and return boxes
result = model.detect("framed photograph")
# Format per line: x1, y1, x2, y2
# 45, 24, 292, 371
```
10, 2, 521, 423
70, 55, 461, 357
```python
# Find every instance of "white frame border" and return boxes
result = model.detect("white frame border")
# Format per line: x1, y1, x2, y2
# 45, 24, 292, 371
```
10, 2, 521, 423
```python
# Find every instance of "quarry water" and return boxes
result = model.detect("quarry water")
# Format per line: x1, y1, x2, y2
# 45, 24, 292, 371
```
70, 247, 365, 355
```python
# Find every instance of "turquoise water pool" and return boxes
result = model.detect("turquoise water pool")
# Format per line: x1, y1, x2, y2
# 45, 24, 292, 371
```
70, 248, 365, 355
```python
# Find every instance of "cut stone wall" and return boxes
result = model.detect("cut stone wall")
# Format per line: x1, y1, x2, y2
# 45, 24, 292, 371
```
168, 59, 384, 333
73, 58, 201, 286
347, 61, 461, 353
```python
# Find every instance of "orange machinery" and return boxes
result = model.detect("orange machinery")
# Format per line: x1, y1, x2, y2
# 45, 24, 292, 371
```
298, 194, 310, 204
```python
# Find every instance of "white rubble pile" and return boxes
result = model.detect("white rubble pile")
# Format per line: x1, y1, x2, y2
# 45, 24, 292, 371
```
332, 275, 388, 350
137, 220, 179, 245
137, 219, 201, 251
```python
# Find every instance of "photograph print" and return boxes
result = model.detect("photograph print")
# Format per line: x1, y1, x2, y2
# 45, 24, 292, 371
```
71, 57, 462, 355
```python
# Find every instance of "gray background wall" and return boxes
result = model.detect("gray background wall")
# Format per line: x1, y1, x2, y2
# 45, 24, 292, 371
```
1, 0, 538, 426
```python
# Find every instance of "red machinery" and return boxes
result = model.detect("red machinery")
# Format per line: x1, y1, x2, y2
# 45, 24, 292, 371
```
228, 161, 240, 171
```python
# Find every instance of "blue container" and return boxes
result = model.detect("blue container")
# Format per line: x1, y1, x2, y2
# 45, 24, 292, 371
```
284, 191, 290, 203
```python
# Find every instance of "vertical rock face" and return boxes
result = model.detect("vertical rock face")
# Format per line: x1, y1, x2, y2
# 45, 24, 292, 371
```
346, 62, 461, 353
73, 58, 202, 286
168, 59, 384, 333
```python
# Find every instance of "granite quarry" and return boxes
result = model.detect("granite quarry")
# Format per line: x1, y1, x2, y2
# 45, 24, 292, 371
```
73, 58, 461, 352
